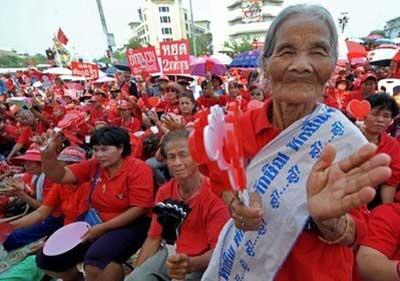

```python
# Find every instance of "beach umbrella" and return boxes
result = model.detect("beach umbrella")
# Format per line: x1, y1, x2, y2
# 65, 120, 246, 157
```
190, 57, 227, 77
368, 47, 400, 66
338, 39, 367, 63
94, 76, 117, 83
43, 67, 72, 75
211, 53, 233, 65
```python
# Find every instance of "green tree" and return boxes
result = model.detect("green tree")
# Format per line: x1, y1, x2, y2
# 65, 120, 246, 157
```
223, 36, 255, 55
189, 33, 213, 56
127, 36, 143, 50
369, 30, 386, 36
0, 54, 24, 67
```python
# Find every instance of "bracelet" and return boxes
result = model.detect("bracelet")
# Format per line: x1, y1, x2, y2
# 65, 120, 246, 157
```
318, 214, 350, 245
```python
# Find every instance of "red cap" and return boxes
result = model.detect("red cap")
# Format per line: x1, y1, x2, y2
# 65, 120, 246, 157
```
57, 146, 86, 163
12, 147, 41, 164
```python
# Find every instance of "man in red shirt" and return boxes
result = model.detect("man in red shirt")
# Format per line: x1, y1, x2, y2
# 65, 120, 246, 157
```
126, 130, 230, 281
357, 203, 400, 281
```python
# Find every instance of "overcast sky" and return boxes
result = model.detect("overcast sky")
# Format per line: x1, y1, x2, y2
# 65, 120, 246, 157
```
0, 0, 398, 60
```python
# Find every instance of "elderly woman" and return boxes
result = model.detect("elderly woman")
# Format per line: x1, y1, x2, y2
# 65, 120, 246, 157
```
199, 5, 392, 281
37, 126, 154, 281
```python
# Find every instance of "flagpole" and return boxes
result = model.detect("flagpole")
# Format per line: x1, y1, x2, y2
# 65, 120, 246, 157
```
53, 34, 63, 67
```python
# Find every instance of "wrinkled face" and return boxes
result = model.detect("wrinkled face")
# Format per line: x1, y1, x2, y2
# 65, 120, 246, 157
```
179, 96, 195, 115
364, 108, 392, 135
264, 16, 335, 105
165, 138, 198, 179
92, 145, 123, 168
23, 161, 42, 174
361, 79, 376, 98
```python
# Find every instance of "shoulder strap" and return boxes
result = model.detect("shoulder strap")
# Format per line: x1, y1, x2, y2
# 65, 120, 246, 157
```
88, 167, 101, 207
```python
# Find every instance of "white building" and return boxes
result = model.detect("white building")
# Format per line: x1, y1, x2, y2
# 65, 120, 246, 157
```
128, 0, 210, 49
211, 0, 285, 54
385, 16, 400, 39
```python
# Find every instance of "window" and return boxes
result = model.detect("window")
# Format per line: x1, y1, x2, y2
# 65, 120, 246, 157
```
184, 13, 188, 20
160, 16, 171, 23
144, 14, 147, 21
163, 38, 173, 42
159, 6, 169, 13
161, 27, 172, 35
186, 23, 189, 30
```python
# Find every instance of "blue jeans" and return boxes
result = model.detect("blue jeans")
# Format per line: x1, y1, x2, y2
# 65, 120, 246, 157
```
3, 215, 64, 251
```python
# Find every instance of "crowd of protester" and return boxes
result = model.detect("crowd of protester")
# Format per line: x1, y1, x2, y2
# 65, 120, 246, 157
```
1, 4, 400, 281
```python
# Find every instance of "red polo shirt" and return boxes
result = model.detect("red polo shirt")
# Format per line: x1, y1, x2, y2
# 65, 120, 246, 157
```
148, 178, 230, 256
360, 203, 400, 260
377, 132, 400, 187
43, 182, 90, 225
68, 156, 154, 221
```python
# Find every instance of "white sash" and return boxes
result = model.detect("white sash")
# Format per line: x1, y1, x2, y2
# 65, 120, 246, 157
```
201, 104, 367, 281
32, 173, 46, 201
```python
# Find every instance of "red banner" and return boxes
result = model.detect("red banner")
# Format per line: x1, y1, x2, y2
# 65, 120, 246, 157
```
70, 61, 99, 79
160, 39, 190, 74
126, 47, 160, 75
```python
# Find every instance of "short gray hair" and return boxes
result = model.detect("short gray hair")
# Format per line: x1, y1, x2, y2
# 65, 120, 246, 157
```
260, 4, 338, 66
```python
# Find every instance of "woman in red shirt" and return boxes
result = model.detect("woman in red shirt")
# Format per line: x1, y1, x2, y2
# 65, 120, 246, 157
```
5, 146, 89, 249
37, 126, 154, 281
201, 4, 392, 281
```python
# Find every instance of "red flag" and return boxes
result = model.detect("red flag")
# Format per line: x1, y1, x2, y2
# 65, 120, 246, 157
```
57, 28, 69, 45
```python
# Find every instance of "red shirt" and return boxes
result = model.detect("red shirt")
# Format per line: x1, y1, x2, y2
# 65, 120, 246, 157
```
68, 156, 154, 221
361, 203, 400, 260
148, 178, 230, 256
22, 173, 62, 217
17, 126, 33, 147
196, 96, 222, 109
118, 117, 141, 134
377, 132, 400, 187
43, 182, 90, 225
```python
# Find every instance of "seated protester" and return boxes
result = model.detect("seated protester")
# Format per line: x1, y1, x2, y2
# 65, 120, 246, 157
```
4, 146, 89, 246
126, 130, 230, 281
249, 84, 266, 102
156, 82, 183, 114
36, 126, 154, 281
87, 96, 106, 127
345, 73, 377, 105
178, 91, 197, 124
363, 94, 400, 209
221, 81, 248, 112
211, 75, 225, 96
3, 147, 63, 251
356, 203, 400, 281
6, 110, 43, 161
196, 80, 223, 109
115, 100, 142, 134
